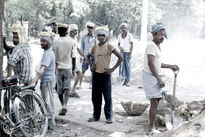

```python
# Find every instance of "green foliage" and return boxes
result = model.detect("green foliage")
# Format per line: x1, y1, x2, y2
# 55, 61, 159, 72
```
4, 0, 205, 37
50, 1, 57, 17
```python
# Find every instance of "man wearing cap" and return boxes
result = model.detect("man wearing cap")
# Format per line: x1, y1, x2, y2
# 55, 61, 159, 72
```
31, 31, 56, 130
52, 23, 76, 115
118, 22, 133, 86
87, 26, 123, 124
142, 23, 179, 133
79, 22, 96, 88
6, 25, 33, 85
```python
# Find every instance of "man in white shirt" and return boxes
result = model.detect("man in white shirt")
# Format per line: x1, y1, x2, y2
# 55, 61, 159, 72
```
68, 24, 86, 98
118, 22, 133, 86
142, 23, 179, 134
53, 23, 76, 115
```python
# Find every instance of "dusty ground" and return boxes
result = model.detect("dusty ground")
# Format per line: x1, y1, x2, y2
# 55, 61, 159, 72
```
2, 39, 205, 137
45, 81, 205, 137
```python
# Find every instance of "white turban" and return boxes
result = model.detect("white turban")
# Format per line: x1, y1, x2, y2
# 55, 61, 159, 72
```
39, 31, 55, 45
57, 23, 68, 28
69, 24, 78, 32
10, 25, 28, 44
151, 22, 167, 38
95, 26, 109, 37
119, 22, 128, 29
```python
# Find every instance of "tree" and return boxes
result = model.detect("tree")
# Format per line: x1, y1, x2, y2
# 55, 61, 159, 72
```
0, 1, 6, 131
0, 0, 6, 83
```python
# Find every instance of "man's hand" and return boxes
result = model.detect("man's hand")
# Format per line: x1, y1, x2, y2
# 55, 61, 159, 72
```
72, 70, 75, 76
30, 78, 37, 84
118, 46, 124, 52
157, 78, 165, 88
80, 58, 83, 63
170, 65, 179, 71
104, 68, 114, 74
56, 63, 58, 69
90, 64, 96, 72
129, 53, 132, 59
3, 35, 6, 41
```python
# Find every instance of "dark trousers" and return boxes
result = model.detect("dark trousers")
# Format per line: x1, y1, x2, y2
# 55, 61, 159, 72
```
92, 71, 112, 120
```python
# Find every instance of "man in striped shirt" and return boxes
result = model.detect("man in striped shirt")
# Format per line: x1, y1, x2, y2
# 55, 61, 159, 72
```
6, 25, 33, 85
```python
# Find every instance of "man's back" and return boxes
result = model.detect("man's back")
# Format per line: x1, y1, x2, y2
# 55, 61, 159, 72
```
8, 43, 33, 84
53, 37, 75, 69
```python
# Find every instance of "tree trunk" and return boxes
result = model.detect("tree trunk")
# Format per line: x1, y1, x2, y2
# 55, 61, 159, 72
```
36, 8, 41, 35
0, 1, 6, 131
0, 0, 6, 84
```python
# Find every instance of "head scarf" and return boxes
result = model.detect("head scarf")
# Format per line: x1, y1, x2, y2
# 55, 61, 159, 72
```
39, 31, 55, 45
151, 23, 167, 38
86, 22, 95, 28
57, 23, 68, 28
95, 26, 109, 37
69, 24, 78, 32
10, 25, 28, 44
119, 22, 128, 29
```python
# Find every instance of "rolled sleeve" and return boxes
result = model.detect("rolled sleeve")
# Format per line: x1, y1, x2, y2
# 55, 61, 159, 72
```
41, 54, 52, 68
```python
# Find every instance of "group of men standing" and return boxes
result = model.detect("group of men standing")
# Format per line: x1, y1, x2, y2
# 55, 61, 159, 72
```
2, 21, 179, 134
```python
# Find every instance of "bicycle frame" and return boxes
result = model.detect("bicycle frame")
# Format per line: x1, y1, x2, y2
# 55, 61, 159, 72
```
0, 84, 18, 135
0, 84, 36, 135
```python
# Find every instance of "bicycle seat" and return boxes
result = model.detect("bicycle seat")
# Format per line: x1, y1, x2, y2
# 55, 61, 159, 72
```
2, 76, 18, 86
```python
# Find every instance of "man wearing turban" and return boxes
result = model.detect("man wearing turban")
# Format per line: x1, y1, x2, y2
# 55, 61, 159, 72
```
31, 31, 56, 131
118, 22, 133, 86
68, 24, 86, 98
142, 23, 179, 134
87, 26, 123, 124
6, 25, 33, 85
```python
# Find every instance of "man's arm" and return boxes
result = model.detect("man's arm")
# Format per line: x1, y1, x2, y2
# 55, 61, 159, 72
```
104, 49, 123, 74
161, 63, 179, 71
87, 53, 95, 71
87, 53, 92, 66
72, 58, 76, 72
118, 42, 123, 52
130, 42, 133, 55
7, 64, 14, 77
80, 37, 85, 54
31, 66, 47, 84
77, 47, 86, 58
148, 54, 165, 88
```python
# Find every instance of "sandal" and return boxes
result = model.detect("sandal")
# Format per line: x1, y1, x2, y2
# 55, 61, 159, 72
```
88, 117, 99, 122
106, 119, 113, 124
59, 108, 67, 116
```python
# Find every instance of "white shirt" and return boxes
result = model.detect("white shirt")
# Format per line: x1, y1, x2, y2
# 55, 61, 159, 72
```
143, 41, 162, 75
68, 36, 81, 71
53, 37, 75, 69
118, 32, 133, 52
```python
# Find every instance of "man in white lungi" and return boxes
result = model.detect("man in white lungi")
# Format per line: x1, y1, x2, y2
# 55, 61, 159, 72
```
142, 23, 179, 134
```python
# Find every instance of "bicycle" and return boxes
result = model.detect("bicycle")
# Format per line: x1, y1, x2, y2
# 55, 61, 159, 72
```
0, 76, 48, 137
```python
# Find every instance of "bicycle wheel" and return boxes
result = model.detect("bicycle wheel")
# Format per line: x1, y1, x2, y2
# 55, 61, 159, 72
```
13, 89, 48, 137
